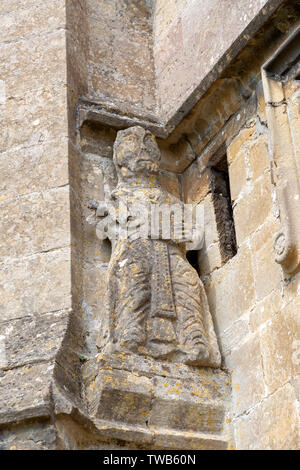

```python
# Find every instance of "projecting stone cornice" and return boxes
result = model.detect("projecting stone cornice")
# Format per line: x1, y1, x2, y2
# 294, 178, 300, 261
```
77, 0, 295, 141
76, 0, 299, 174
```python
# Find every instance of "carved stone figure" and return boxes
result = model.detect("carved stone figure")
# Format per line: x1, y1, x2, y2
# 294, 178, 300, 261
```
88, 126, 220, 367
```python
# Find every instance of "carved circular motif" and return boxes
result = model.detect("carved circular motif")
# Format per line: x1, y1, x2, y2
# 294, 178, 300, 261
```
274, 232, 286, 256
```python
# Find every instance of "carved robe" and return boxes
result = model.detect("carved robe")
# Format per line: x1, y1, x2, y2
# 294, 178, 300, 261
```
98, 184, 220, 366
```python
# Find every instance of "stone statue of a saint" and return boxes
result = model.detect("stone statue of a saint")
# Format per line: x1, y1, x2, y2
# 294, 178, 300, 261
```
88, 126, 220, 367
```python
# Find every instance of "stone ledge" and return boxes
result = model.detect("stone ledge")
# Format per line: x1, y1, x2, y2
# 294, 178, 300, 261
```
72, 353, 232, 450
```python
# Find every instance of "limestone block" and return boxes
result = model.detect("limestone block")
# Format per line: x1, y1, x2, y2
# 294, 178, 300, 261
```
150, 376, 225, 434
159, 138, 195, 174
226, 334, 265, 416
182, 165, 212, 204
249, 289, 282, 332
66, 0, 89, 52
248, 135, 270, 181
260, 299, 300, 394
227, 126, 255, 165
0, 139, 69, 202
156, 0, 279, 121
0, 310, 69, 370
233, 172, 273, 246
154, 0, 188, 41
158, 171, 180, 198
0, 0, 66, 43
256, 80, 267, 123
66, 30, 88, 97
218, 315, 250, 357
80, 122, 116, 158
198, 242, 222, 277
205, 246, 255, 334
250, 216, 283, 301
0, 186, 70, 261
228, 152, 247, 202
154, 16, 183, 77
0, 421, 56, 450
202, 193, 220, 248
83, 353, 231, 450
0, 362, 54, 424
234, 383, 299, 449
153, 431, 228, 450
0, 30, 67, 97
0, 248, 71, 321
86, 2, 155, 112
91, 369, 153, 427
0, 83, 68, 153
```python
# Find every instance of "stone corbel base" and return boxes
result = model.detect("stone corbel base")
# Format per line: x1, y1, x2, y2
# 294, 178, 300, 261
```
74, 353, 231, 450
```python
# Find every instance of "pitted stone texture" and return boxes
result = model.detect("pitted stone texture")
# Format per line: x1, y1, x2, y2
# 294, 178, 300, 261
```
0, 421, 57, 450
0, 362, 54, 424
0, 186, 70, 261
0, 139, 69, 203
154, 0, 283, 122
86, 0, 155, 114
82, 353, 231, 450
0, 310, 69, 370
88, 126, 220, 367
0, 248, 71, 322
233, 383, 299, 450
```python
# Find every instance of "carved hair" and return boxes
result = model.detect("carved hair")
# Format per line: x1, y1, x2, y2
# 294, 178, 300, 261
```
113, 126, 160, 175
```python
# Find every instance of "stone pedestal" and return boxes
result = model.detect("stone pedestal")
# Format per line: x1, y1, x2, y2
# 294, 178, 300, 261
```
81, 353, 231, 449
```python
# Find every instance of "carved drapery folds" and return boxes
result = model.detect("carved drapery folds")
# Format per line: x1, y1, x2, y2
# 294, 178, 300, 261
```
88, 126, 221, 368
262, 26, 300, 274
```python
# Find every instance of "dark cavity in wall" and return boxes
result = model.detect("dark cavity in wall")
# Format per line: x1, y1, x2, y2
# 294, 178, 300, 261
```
211, 155, 237, 263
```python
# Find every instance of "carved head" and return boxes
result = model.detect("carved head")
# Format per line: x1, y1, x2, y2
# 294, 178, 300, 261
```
113, 126, 160, 178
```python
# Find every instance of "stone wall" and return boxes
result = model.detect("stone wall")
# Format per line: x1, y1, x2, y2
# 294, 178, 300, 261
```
84, 0, 156, 117
153, 0, 284, 125
0, 0, 71, 448
0, 0, 299, 450
181, 18, 300, 446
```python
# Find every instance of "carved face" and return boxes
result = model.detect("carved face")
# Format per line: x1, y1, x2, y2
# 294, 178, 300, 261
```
113, 126, 161, 177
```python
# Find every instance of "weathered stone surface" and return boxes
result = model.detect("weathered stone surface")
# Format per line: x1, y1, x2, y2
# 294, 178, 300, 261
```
248, 134, 270, 182
0, 30, 67, 97
250, 216, 283, 301
0, 248, 71, 321
249, 289, 282, 332
0, 83, 68, 153
159, 137, 195, 174
205, 246, 255, 335
154, 0, 282, 122
91, 369, 153, 426
259, 298, 300, 394
0, 362, 54, 424
158, 171, 180, 198
182, 164, 212, 204
0, 420, 57, 450
86, 0, 155, 113
233, 383, 299, 449
227, 125, 255, 165
0, 0, 65, 43
0, 139, 69, 203
0, 186, 70, 261
228, 152, 247, 202
0, 310, 69, 370
219, 315, 250, 358
198, 242, 222, 277
233, 172, 273, 246
150, 376, 225, 434
88, 126, 220, 367
81, 352, 231, 449
226, 334, 265, 416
